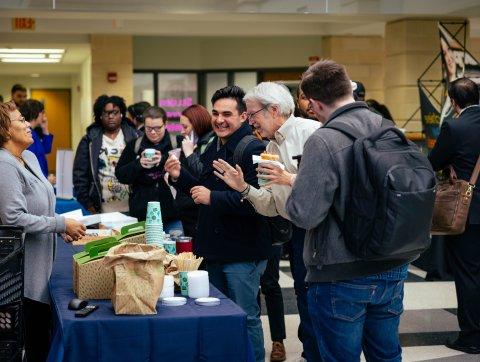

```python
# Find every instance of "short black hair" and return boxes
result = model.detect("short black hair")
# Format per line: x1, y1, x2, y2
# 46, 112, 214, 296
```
19, 99, 44, 122
211, 85, 246, 114
93, 95, 127, 124
11, 84, 26, 94
143, 106, 167, 122
127, 101, 151, 124
448, 78, 480, 109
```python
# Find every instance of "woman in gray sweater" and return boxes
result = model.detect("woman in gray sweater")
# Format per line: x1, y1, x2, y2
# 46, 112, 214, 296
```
0, 101, 85, 362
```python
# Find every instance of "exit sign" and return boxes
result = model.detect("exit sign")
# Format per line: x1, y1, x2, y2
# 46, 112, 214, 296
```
12, 18, 36, 31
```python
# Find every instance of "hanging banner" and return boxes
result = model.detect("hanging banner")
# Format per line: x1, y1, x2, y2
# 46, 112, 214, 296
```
418, 84, 441, 150
439, 23, 480, 125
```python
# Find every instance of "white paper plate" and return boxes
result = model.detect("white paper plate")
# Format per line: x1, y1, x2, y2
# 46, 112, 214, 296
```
195, 297, 220, 306
162, 297, 187, 306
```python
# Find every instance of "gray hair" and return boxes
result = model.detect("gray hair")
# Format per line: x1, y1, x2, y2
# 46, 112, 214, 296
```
244, 82, 295, 118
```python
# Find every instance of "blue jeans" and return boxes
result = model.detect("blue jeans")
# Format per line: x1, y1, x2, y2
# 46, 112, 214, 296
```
307, 266, 408, 362
207, 260, 267, 362
289, 226, 321, 361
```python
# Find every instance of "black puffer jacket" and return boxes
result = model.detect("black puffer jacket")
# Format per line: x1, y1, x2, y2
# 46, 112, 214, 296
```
115, 131, 178, 222
73, 121, 137, 212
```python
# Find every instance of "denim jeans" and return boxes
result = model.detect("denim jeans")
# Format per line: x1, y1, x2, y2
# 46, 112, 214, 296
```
207, 260, 267, 362
307, 265, 409, 362
289, 225, 322, 361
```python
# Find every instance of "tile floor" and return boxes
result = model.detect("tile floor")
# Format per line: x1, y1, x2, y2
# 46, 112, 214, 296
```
259, 261, 473, 362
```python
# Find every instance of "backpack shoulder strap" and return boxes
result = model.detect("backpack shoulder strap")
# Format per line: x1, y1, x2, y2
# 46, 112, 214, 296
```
133, 136, 143, 154
233, 135, 260, 166
323, 122, 362, 140
325, 115, 393, 140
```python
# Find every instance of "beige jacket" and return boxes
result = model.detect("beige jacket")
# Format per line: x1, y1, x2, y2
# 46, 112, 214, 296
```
245, 115, 321, 219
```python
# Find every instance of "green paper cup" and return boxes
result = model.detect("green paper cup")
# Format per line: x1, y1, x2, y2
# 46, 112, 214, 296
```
179, 271, 189, 296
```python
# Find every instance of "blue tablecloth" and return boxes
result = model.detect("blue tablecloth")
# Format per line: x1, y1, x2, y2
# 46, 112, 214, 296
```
55, 198, 88, 215
47, 241, 254, 362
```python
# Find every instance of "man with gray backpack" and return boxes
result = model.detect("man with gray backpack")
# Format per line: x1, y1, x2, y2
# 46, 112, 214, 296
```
286, 59, 436, 361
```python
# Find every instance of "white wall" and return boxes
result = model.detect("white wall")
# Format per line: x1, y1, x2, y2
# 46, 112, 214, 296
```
133, 36, 322, 70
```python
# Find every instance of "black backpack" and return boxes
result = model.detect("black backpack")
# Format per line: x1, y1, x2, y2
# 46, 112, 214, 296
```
325, 119, 436, 261
233, 135, 293, 245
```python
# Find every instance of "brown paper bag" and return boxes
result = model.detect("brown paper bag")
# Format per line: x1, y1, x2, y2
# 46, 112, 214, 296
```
103, 243, 166, 315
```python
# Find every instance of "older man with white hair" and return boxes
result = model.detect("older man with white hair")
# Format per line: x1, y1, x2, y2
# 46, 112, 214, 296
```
213, 81, 321, 362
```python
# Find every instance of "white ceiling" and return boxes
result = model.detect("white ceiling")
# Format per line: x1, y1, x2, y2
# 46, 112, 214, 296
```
0, 0, 479, 75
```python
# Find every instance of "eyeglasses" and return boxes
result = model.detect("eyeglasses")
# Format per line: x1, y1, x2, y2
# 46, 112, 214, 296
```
102, 109, 121, 118
247, 105, 268, 122
145, 124, 165, 133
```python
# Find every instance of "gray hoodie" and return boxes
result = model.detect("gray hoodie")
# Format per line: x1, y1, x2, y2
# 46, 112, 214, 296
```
286, 102, 412, 283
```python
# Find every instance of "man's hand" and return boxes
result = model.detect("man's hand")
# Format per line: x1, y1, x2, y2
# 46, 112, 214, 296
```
164, 154, 181, 179
257, 163, 295, 187
213, 159, 248, 192
191, 186, 211, 205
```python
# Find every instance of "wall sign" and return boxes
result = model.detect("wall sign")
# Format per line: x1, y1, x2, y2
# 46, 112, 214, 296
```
12, 18, 36, 31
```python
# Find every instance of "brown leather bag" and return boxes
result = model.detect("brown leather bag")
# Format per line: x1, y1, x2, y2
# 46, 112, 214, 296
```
431, 155, 480, 235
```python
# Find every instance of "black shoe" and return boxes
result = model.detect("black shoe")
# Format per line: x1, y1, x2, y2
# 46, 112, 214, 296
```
445, 339, 480, 354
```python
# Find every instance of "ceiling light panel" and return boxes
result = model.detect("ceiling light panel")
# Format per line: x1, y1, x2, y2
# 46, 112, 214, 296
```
1, 58, 61, 63
0, 48, 65, 54
0, 53, 46, 58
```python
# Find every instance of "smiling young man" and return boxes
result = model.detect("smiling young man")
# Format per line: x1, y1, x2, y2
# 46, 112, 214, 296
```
165, 86, 271, 362
212, 82, 321, 361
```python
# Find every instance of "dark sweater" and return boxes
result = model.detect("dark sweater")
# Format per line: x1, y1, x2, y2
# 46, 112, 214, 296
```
115, 132, 177, 222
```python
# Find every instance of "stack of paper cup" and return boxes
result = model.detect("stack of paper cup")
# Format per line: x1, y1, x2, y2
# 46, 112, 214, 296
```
145, 201, 164, 248
159, 275, 174, 300
187, 271, 209, 299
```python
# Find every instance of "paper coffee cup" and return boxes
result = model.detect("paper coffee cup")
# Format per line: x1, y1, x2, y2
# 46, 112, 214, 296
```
144, 148, 156, 159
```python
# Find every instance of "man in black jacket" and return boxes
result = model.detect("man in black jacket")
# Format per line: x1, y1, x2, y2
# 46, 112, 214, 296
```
165, 86, 271, 362
429, 77, 480, 354
116, 106, 178, 223
73, 95, 137, 214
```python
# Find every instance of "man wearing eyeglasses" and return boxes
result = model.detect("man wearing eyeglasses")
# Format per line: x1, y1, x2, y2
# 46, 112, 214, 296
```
116, 106, 179, 223
73, 95, 137, 214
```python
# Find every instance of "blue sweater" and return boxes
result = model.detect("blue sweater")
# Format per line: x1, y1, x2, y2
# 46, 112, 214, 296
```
27, 131, 53, 177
